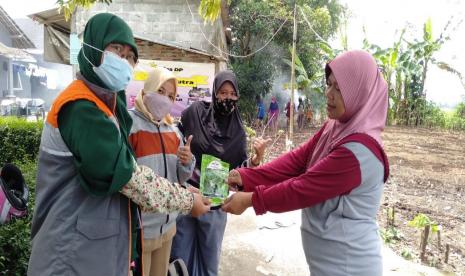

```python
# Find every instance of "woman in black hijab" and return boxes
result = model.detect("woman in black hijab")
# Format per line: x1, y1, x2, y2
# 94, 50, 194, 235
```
171, 70, 268, 276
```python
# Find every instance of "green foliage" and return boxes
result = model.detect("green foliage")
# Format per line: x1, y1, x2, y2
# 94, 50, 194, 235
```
199, 0, 223, 23
0, 117, 42, 274
232, 50, 276, 123
0, 117, 43, 164
380, 226, 403, 244
0, 161, 37, 276
407, 213, 440, 233
56, 0, 113, 20
455, 101, 465, 118
401, 248, 414, 260
243, 124, 256, 138
229, 0, 344, 123
365, 18, 464, 128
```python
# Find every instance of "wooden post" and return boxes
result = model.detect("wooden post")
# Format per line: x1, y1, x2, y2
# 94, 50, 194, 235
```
289, 2, 297, 148
386, 207, 390, 226
420, 225, 430, 262
391, 207, 395, 226
445, 244, 450, 264
437, 230, 441, 249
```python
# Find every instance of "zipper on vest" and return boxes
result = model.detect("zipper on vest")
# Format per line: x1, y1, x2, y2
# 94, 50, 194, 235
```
156, 125, 168, 178
156, 124, 169, 236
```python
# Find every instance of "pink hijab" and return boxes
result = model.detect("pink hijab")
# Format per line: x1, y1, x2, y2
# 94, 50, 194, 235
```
309, 50, 388, 167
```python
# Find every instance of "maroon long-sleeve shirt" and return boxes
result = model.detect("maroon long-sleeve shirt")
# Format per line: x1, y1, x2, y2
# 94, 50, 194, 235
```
238, 126, 389, 215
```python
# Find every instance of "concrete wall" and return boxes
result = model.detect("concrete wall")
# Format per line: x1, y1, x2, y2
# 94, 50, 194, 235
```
76, 0, 228, 59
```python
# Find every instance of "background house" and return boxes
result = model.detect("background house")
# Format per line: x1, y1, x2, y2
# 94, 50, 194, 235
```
30, 0, 231, 115
0, 5, 72, 116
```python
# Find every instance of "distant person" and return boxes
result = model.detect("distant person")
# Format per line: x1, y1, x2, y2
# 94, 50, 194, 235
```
255, 96, 266, 128
285, 100, 292, 128
297, 97, 305, 131
268, 96, 279, 135
305, 99, 313, 127
223, 50, 390, 276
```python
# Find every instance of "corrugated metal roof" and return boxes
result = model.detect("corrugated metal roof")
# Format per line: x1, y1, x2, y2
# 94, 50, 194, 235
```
0, 41, 36, 62
0, 5, 35, 49
28, 7, 69, 34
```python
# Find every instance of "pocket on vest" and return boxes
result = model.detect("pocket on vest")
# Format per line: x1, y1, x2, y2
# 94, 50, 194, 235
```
68, 217, 121, 275
76, 217, 120, 239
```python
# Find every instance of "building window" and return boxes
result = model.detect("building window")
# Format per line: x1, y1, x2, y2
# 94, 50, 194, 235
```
13, 70, 23, 90
12, 64, 27, 91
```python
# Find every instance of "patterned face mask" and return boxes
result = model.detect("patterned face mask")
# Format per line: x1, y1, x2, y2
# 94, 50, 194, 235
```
214, 98, 237, 116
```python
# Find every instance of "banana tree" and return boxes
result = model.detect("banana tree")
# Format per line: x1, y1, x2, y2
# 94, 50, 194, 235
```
363, 29, 405, 123
365, 18, 463, 126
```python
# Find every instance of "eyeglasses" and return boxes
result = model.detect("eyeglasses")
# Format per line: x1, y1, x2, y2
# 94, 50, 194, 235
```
106, 44, 137, 66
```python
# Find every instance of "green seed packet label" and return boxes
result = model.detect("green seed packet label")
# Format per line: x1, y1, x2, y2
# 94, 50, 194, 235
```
199, 154, 230, 206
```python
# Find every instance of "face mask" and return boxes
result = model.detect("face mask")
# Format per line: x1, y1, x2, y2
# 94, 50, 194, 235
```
82, 42, 134, 92
214, 98, 237, 116
143, 92, 174, 121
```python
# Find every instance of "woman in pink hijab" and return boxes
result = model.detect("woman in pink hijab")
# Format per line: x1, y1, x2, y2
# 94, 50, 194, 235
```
223, 50, 389, 276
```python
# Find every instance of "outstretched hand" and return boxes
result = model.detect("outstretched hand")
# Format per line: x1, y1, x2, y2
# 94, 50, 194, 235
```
190, 193, 210, 217
227, 169, 242, 191
178, 135, 193, 165
251, 137, 272, 166
221, 192, 253, 215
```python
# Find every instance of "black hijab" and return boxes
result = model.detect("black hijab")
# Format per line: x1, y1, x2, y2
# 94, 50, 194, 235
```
181, 70, 247, 170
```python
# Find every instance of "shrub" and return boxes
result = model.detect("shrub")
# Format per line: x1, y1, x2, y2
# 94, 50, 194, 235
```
0, 117, 42, 275
0, 117, 43, 164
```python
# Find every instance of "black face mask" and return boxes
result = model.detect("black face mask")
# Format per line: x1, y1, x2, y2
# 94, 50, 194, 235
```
214, 98, 237, 116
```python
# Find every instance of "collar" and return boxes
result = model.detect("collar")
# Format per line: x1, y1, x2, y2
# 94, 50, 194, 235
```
77, 72, 117, 113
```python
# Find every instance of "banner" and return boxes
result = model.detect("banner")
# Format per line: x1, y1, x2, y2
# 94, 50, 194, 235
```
126, 60, 215, 117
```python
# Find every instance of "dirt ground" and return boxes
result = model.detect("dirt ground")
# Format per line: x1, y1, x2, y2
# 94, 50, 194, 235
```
219, 125, 465, 275
379, 126, 465, 273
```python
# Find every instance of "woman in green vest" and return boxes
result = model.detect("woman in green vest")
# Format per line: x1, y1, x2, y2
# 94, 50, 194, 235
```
28, 13, 209, 276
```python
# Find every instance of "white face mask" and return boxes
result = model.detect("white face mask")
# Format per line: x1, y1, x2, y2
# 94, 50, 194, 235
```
143, 92, 174, 121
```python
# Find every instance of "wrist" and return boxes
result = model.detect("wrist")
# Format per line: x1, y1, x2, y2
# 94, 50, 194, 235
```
245, 192, 253, 208
251, 156, 260, 166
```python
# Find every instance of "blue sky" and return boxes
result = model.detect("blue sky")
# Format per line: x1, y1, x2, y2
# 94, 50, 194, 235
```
1, 0, 464, 108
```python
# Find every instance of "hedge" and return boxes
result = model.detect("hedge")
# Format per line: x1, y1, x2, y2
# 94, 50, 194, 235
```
0, 117, 42, 275
0, 117, 43, 165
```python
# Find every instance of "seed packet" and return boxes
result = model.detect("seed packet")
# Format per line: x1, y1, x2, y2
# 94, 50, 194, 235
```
199, 154, 230, 207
